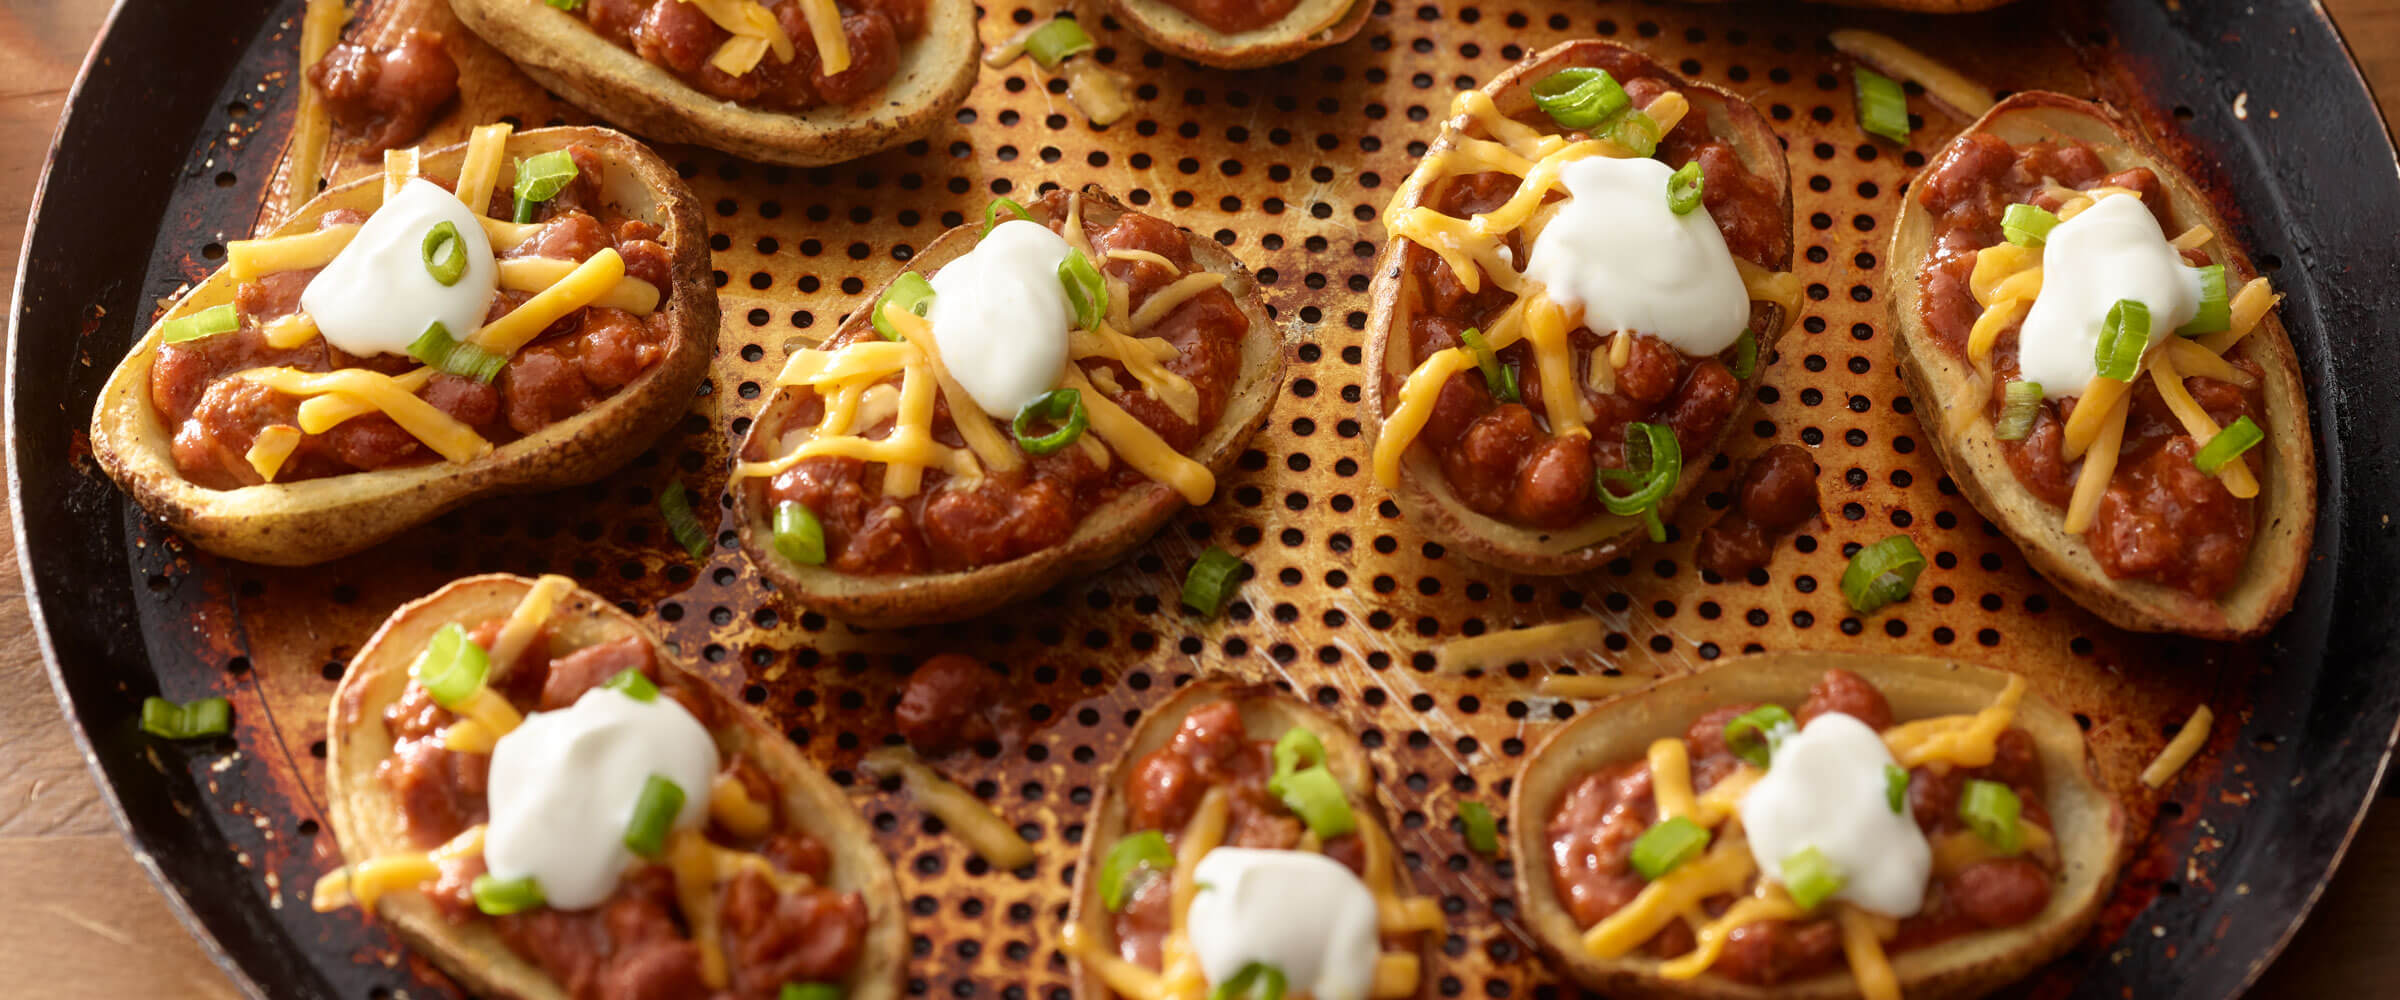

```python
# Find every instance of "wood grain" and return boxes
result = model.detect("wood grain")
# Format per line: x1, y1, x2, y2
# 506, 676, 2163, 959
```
0, 2, 2393, 996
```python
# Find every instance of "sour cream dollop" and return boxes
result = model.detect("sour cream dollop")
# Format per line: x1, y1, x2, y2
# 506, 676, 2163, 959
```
1738, 712, 1931, 917
1521, 155, 1752, 356
1186, 847, 1382, 1000
2017, 193, 2204, 401
484, 685, 716, 910
926, 219, 1075, 417
300, 177, 499, 358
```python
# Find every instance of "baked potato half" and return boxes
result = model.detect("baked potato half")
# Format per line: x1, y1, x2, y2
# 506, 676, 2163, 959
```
733, 185, 1286, 628
1888, 92, 2315, 639
1511, 652, 2126, 1000
1364, 40, 1796, 575
1684, 0, 2017, 11
1103, 0, 1370, 69
1064, 680, 1438, 1000
89, 125, 713, 567
448, 0, 979, 166
321, 573, 905, 1000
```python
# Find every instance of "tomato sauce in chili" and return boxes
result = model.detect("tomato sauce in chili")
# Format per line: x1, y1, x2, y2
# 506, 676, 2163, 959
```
1693, 443, 1820, 578
584, 0, 926, 111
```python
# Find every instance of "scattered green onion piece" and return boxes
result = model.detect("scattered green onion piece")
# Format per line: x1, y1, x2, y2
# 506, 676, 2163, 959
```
1885, 765, 1910, 815
159, 304, 240, 344
983, 196, 1032, 235
2180, 264, 2231, 336
411, 624, 491, 710
774, 501, 828, 566
511, 149, 580, 223
1528, 67, 1630, 130
780, 985, 841, 1000
1024, 17, 1095, 69
405, 321, 506, 383
2193, 416, 2265, 474
1058, 249, 1109, 330
1208, 962, 1289, 1000
1629, 815, 1711, 880
542, 0, 583, 10
871, 272, 936, 342
602, 666, 659, 702
1728, 328, 1759, 380
1267, 764, 1355, 840
2093, 298, 2150, 382
1842, 535, 1926, 613
658, 481, 712, 560
1853, 67, 1911, 143
470, 873, 545, 915
1994, 380, 2044, 441
1098, 830, 1173, 912
1458, 327, 1518, 403
140, 696, 232, 740
1272, 726, 1326, 781
1603, 109, 1661, 159
1182, 546, 1243, 617
1958, 779, 2024, 855
1011, 388, 1088, 456
1596, 422, 1682, 543
1458, 801, 1500, 856
1666, 161, 1705, 215
621, 775, 686, 859
1780, 846, 1845, 911
1722, 704, 1794, 770
2000, 203, 2060, 247
420, 220, 468, 286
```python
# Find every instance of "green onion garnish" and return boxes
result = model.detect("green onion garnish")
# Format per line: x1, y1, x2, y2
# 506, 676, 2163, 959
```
1629, 815, 1711, 880
1958, 779, 2024, 855
1011, 388, 1088, 456
159, 303, 240, 344
2193, 416, 2264, 474
1098, 829, 1173, 912
1841, 534, 1926, 613
1181, 546, 1243, 617
470, 873, 545, 915
1057, 249, 1109, 331
511, 149, 580, 224
983, 196, 1032, 235
1209, 962, 1289, 1000
1885, 764, 1910, 815
2180, 264, 2231, 336
1603, 109, 1662, 159
1458, 801, 1500, 856
1024, 17, 1095, 69
780, 984, 842, 1000
659, 481, 712, 560
140, 696, 232, 739
1528, 67, 1630, 130
1666, 161, 1705, 215
621, 774, 686, 859
405, 320, 506, 383
1596, 422, 1682, 543
601, 666, 658, 702
542, 0, 583, 9
1722, 704, 1794, 770
2000, 203, 2060, 247
773, 501, 827, 566
1994, 380, 2044, 441
1853, 67, 1910, 143
1780, 846, 1845, 910
1728, 328, 1759, 379
2094, 298, 2150, 382
1272, 726, 1326, 780
1458, 327, 1518, 403
871, 272, 935, 342
421, 220, 468, 286
1267, 764, 1355, 840
411, 623, 491, 710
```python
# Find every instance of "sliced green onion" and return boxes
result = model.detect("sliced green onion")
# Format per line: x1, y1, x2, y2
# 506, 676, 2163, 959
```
1208, 962, 1289, 1000
511, 149, 580, 224
2193, 415, 2264, 474
2180, 264, 2231, 336
2000, 203, 2060, 247
1058, 249, 1108, 331
773, 501, 827, 566
1842, 535, 1926, 613
1272, 726, 1326, 781
1458, 801, 1500, 856
470, 873, 545, 915
140, 696, 231, 739
659, 481, 712, 560
602, 666, 658, 702
405, 321, 506, 383
1528, 67, 1630, 130
1182, 546, 1243, 617
983, 196, 1032, 235
780, 984, 841, 1000
1011, 388, 1088, 456
1854, 67, 1910, 143
871, 272, 935, 342
1728, 328, 1759, 380
1885, 765, 1910, 815
1780, 846, 1845, 910
159, 304, 240, 344
1458, 327, 1518, 403
621, 775, 686, 859
1629, 815, 1711, 880
542, 0, 583, 10
1024, 17, 1095, 69
1722, 704, 1794, 770
1596, 422, 1682, 543
1267, 764, 1355, 840
1958, 779, 2024, 855
421, 220, 468, 286
1666, 161, 1705, 215
411, 623, 491, 710
1098, 830, 1173, 912
1994, 380, 2044, 441
2093, 298, 2150, 382
1603, 109, 1661, 159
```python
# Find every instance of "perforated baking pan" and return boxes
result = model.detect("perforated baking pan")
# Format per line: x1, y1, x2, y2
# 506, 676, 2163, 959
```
11, 0, 2400, 997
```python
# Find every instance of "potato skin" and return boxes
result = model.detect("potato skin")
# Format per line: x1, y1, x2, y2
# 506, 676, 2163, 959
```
732, 185, 1288, 628
1361, 40, 1794, 576
1103, 0, 1371, 70
88, 126, 714, 567
1509, 652, 2128, 1000
1886, 92, 2316, 639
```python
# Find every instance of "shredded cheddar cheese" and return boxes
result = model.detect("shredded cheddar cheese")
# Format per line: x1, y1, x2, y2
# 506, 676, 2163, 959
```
241, 367, 491, 463
1435, 618, 1608, 673
495, 257, 663, 315
1835, 905, 1903, 1000
243, 425, 305, 482
1827, 29, 1996, 118
2141, 704, 2215, 788
226, 224, 360, 282
711, 772, 776, 839
469, 248, 628, 355
383, 146, 420, 203
262, 312, 321, 350
861, 746, 1037, 869
311, 824, 486, 912
453, 123, 515, 217
293, 367, 436, 431
284, 0, 348, 211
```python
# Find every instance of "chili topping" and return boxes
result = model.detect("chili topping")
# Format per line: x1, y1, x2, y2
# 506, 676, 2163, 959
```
583, 0, 927, 111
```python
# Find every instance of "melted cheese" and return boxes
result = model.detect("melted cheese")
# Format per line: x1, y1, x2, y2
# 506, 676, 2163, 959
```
244, 425, 304, 482
310, 824, 485, 913
711, 772, 776, 839
1929, 823, 2057, 874
2142, 704, 2215, 788
497, 257, 662, 315
468, 248, 627, 356
2149, 353, 2261, 498
227, 224, 361, 282
1062, 366, 1215, 504
1126, 273, 1229, 334
262, 312, 321, 350
1835, 905, 1903, 1000
1883, 674, 2026, 769
453, 123, 514, 217
240, 367, 491, 463
293, 367, 436, 432
1661, 886, 1804, 979
2061, 390, 2130, 535
889, 307, 1024, 476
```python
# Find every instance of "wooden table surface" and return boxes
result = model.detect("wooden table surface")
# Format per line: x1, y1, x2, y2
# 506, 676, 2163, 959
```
3, 3, 2394, 997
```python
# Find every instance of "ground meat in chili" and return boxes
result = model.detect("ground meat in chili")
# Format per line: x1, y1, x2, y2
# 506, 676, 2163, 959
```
592, 0, 924, 112
1160, 0, 1303, 34
1694, 443, 1819, 578
309, 32, 459, 153
1913, 133, 2263, 597
1544, 669, 2061, 984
